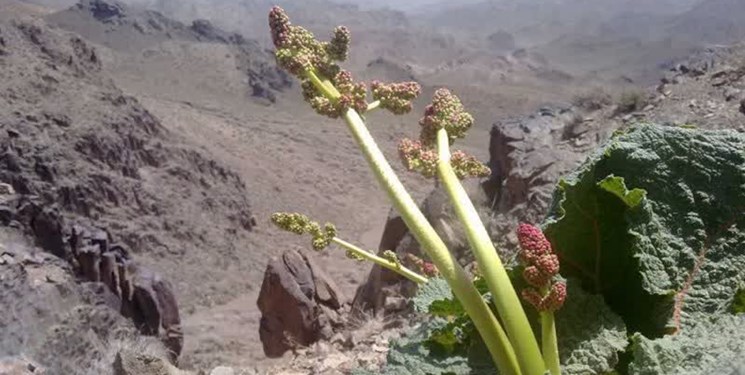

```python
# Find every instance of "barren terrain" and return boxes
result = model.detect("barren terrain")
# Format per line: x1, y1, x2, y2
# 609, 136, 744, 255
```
1, 0, 744, 373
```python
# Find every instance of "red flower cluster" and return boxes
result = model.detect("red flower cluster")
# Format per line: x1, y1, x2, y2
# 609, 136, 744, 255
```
405, 253, 440, 278
517, 223, 566, 312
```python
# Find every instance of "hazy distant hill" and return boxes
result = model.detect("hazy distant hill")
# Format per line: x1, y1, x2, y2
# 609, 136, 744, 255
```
667, 0, 745, 45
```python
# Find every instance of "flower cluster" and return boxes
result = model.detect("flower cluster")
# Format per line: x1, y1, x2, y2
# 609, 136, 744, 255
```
271, 212, 337, 251
516, 223, 566, 312
269, 6, 347, 77
371, 80, 422, 115
326, 26, 350, 61
301, 70, 368, 118
398, 138, 438, 178
270, 6, 368, 118
405, 253, 440, 278
419, 88, 474, 147
450, 150, 491, 179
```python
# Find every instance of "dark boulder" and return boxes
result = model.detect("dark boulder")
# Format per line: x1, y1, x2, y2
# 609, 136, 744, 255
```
257, 249, 346, 357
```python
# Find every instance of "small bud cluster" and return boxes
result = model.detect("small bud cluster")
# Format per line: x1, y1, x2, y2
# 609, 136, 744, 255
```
300, 71, 368, 118
419, 88, 474, 147
450, 150, 491, 179
405, 253, 440, 278
269, 6, 347, 77
371, 80, 422, 115
326, 26, 350, 61
270, 7, 431, 121
396, 89, 489, 180
271, 212, 337, 251
516, 223, 566, 312
382, 250, 401, 267
398, 138, 438, 178
346, 249, 365, 261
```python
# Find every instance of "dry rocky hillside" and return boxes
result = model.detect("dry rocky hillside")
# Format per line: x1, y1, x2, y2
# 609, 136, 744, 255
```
0, 0, 744, 374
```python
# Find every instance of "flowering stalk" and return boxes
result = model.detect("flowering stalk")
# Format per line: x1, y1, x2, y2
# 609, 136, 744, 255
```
332, 237, 429, 284
271, 212, 428, 284
268, 7, 523, 374
517, 224, 568, 375
340, 97, 521, 375
429, 93, 545, 374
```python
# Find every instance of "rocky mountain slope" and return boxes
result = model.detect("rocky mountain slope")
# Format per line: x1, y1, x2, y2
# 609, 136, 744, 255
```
2, 0, 744, 373
0, 2, 282, 372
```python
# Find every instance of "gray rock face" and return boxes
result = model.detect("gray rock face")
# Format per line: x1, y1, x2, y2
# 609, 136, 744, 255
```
257, 249, 346, 358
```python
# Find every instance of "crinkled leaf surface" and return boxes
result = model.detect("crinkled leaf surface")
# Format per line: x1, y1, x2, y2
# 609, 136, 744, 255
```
387, 277, 628, 375
544, 124, 745, 336
628, 314, 745, 375
413, 278, 453, 314
375, 318, 495, 375
556, 279, 628, 375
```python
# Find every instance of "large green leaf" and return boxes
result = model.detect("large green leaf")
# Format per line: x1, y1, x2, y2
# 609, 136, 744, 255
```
544, 124, 745, 336
628, 314, 745, 375
556, 279, 628, 375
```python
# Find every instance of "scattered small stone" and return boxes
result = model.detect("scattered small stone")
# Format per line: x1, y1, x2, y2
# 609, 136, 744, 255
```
0, 182, 15, 195
739, 99, 745, 115
209, 366, 235, 375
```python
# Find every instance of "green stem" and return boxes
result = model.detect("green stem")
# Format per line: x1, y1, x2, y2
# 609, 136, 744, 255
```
307, 70, 341, 98
435, 128, 546, 375
541, 312, 561, 375
332, 237, 428, 284
339, 108, 521, 375
366, 100, 381, 112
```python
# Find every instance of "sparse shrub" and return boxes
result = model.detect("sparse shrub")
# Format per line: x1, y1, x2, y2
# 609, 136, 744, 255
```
571, 88, 611, 111
616, 90, 648, 114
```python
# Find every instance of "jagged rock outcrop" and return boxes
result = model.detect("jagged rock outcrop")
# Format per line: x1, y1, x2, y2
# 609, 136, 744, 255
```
0, 222, 171, 375
3, 192, 183, 363
483, 106, 608, 225
651, 43, 745, 131
257, 249, 347, 358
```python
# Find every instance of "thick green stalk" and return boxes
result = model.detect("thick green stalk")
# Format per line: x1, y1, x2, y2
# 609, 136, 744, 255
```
541, 312, 561, 375
331, 237, 428, 284
436, 129, 546, 375
341, 108, 521, 375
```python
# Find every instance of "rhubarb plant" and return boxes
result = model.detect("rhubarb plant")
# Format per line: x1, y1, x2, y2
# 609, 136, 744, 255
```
267, 6, 745, 375
268, 6, 558, 375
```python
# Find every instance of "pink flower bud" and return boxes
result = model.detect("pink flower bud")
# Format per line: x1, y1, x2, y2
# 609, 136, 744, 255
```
516, 223, 551, 263
534, 254, 560, 276
523, 266, 549, 288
